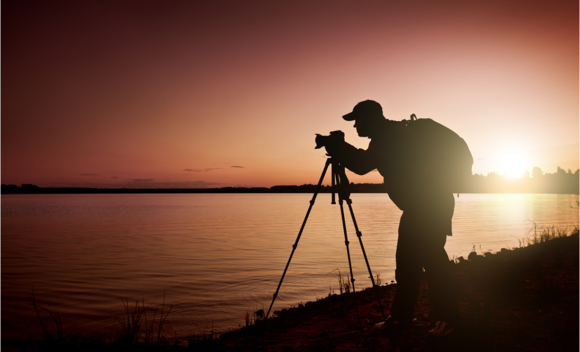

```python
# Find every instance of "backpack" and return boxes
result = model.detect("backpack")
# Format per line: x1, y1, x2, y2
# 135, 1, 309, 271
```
403, 114, 473, 190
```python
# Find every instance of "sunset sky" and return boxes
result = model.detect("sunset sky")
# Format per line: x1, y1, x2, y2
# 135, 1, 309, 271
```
2, 0, 578, 188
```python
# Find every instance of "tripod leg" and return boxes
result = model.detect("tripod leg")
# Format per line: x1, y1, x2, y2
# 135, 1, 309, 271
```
336, 172, 360, 322
331, 160, 336, 204
345, 198, 387, 321
265, 158, 332, 319
334, 163, 387, 321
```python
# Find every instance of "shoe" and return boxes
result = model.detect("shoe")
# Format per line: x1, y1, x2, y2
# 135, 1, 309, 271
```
373, 315, 412, 331
427, 320, 454, 338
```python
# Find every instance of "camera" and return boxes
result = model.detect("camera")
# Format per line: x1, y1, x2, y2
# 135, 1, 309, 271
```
315, 130, 345, 149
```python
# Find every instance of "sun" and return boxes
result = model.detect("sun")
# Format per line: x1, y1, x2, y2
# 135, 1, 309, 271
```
499, 152, 526, 178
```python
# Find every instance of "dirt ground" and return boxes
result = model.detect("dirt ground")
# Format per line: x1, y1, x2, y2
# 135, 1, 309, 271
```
211, 233, 579, 351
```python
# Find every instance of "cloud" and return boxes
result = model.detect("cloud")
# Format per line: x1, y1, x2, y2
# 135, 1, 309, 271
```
80, 173, 99, 176
231, 166, 244, 168
129, 178, 154, 183
183, 168, 223, 172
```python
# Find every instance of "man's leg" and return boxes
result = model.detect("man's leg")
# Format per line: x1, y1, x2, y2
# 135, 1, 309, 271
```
389, 211, 422, 324
424, 238, 460, 325
423, 193, 460, 325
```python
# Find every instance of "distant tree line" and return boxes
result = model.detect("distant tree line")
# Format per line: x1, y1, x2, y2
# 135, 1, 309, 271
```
0, 183, 384, 194
455, 167, 579, 194
1, 183, 40, 193
2, 167, 578, 194
0, 184, 271, 194
270, 183, 387, 193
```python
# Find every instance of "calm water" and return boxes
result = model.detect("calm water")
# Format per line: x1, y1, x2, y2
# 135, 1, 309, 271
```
2, 193, 578, 341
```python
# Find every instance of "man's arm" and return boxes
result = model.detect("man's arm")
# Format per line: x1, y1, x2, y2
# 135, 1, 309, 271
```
326, 140, 377, 175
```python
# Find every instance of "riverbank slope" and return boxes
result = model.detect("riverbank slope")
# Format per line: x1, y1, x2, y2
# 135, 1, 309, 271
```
216, 230, 579, 351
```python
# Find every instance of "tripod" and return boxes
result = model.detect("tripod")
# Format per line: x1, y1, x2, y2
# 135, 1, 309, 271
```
265, 158, 386, 322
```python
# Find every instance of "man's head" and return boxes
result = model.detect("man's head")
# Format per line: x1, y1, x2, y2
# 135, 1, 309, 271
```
342, 100, 385, 138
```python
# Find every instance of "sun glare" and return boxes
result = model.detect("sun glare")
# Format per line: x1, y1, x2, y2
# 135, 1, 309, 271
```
499, 152, 526, 178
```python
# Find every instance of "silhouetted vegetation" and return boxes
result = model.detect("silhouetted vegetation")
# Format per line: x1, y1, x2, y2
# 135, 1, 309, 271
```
2, 183, 40, 193
456, 167, 579, 194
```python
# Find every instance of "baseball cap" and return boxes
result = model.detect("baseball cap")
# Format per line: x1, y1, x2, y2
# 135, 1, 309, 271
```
342, 100, 383, 121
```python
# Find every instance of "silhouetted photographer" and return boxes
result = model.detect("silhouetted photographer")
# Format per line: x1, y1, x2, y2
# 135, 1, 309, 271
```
320, 100, 473, 338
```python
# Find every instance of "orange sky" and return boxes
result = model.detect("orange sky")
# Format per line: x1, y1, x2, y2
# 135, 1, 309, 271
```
2, 0, 578, 188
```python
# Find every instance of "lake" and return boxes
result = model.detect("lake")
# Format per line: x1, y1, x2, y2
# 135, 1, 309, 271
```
1, 193, 578, 341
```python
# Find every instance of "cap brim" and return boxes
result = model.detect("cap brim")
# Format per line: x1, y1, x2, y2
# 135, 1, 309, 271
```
342, 112, 356, 121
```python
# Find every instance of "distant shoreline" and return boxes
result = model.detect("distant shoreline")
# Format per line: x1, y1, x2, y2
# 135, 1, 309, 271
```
4, 168, 579, 194
1, 184, 379, 194
1, 183, 579, 195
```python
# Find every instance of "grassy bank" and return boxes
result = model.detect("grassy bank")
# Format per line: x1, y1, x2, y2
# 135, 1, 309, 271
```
218, 225, 579, 351
4, 226, 578, 351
